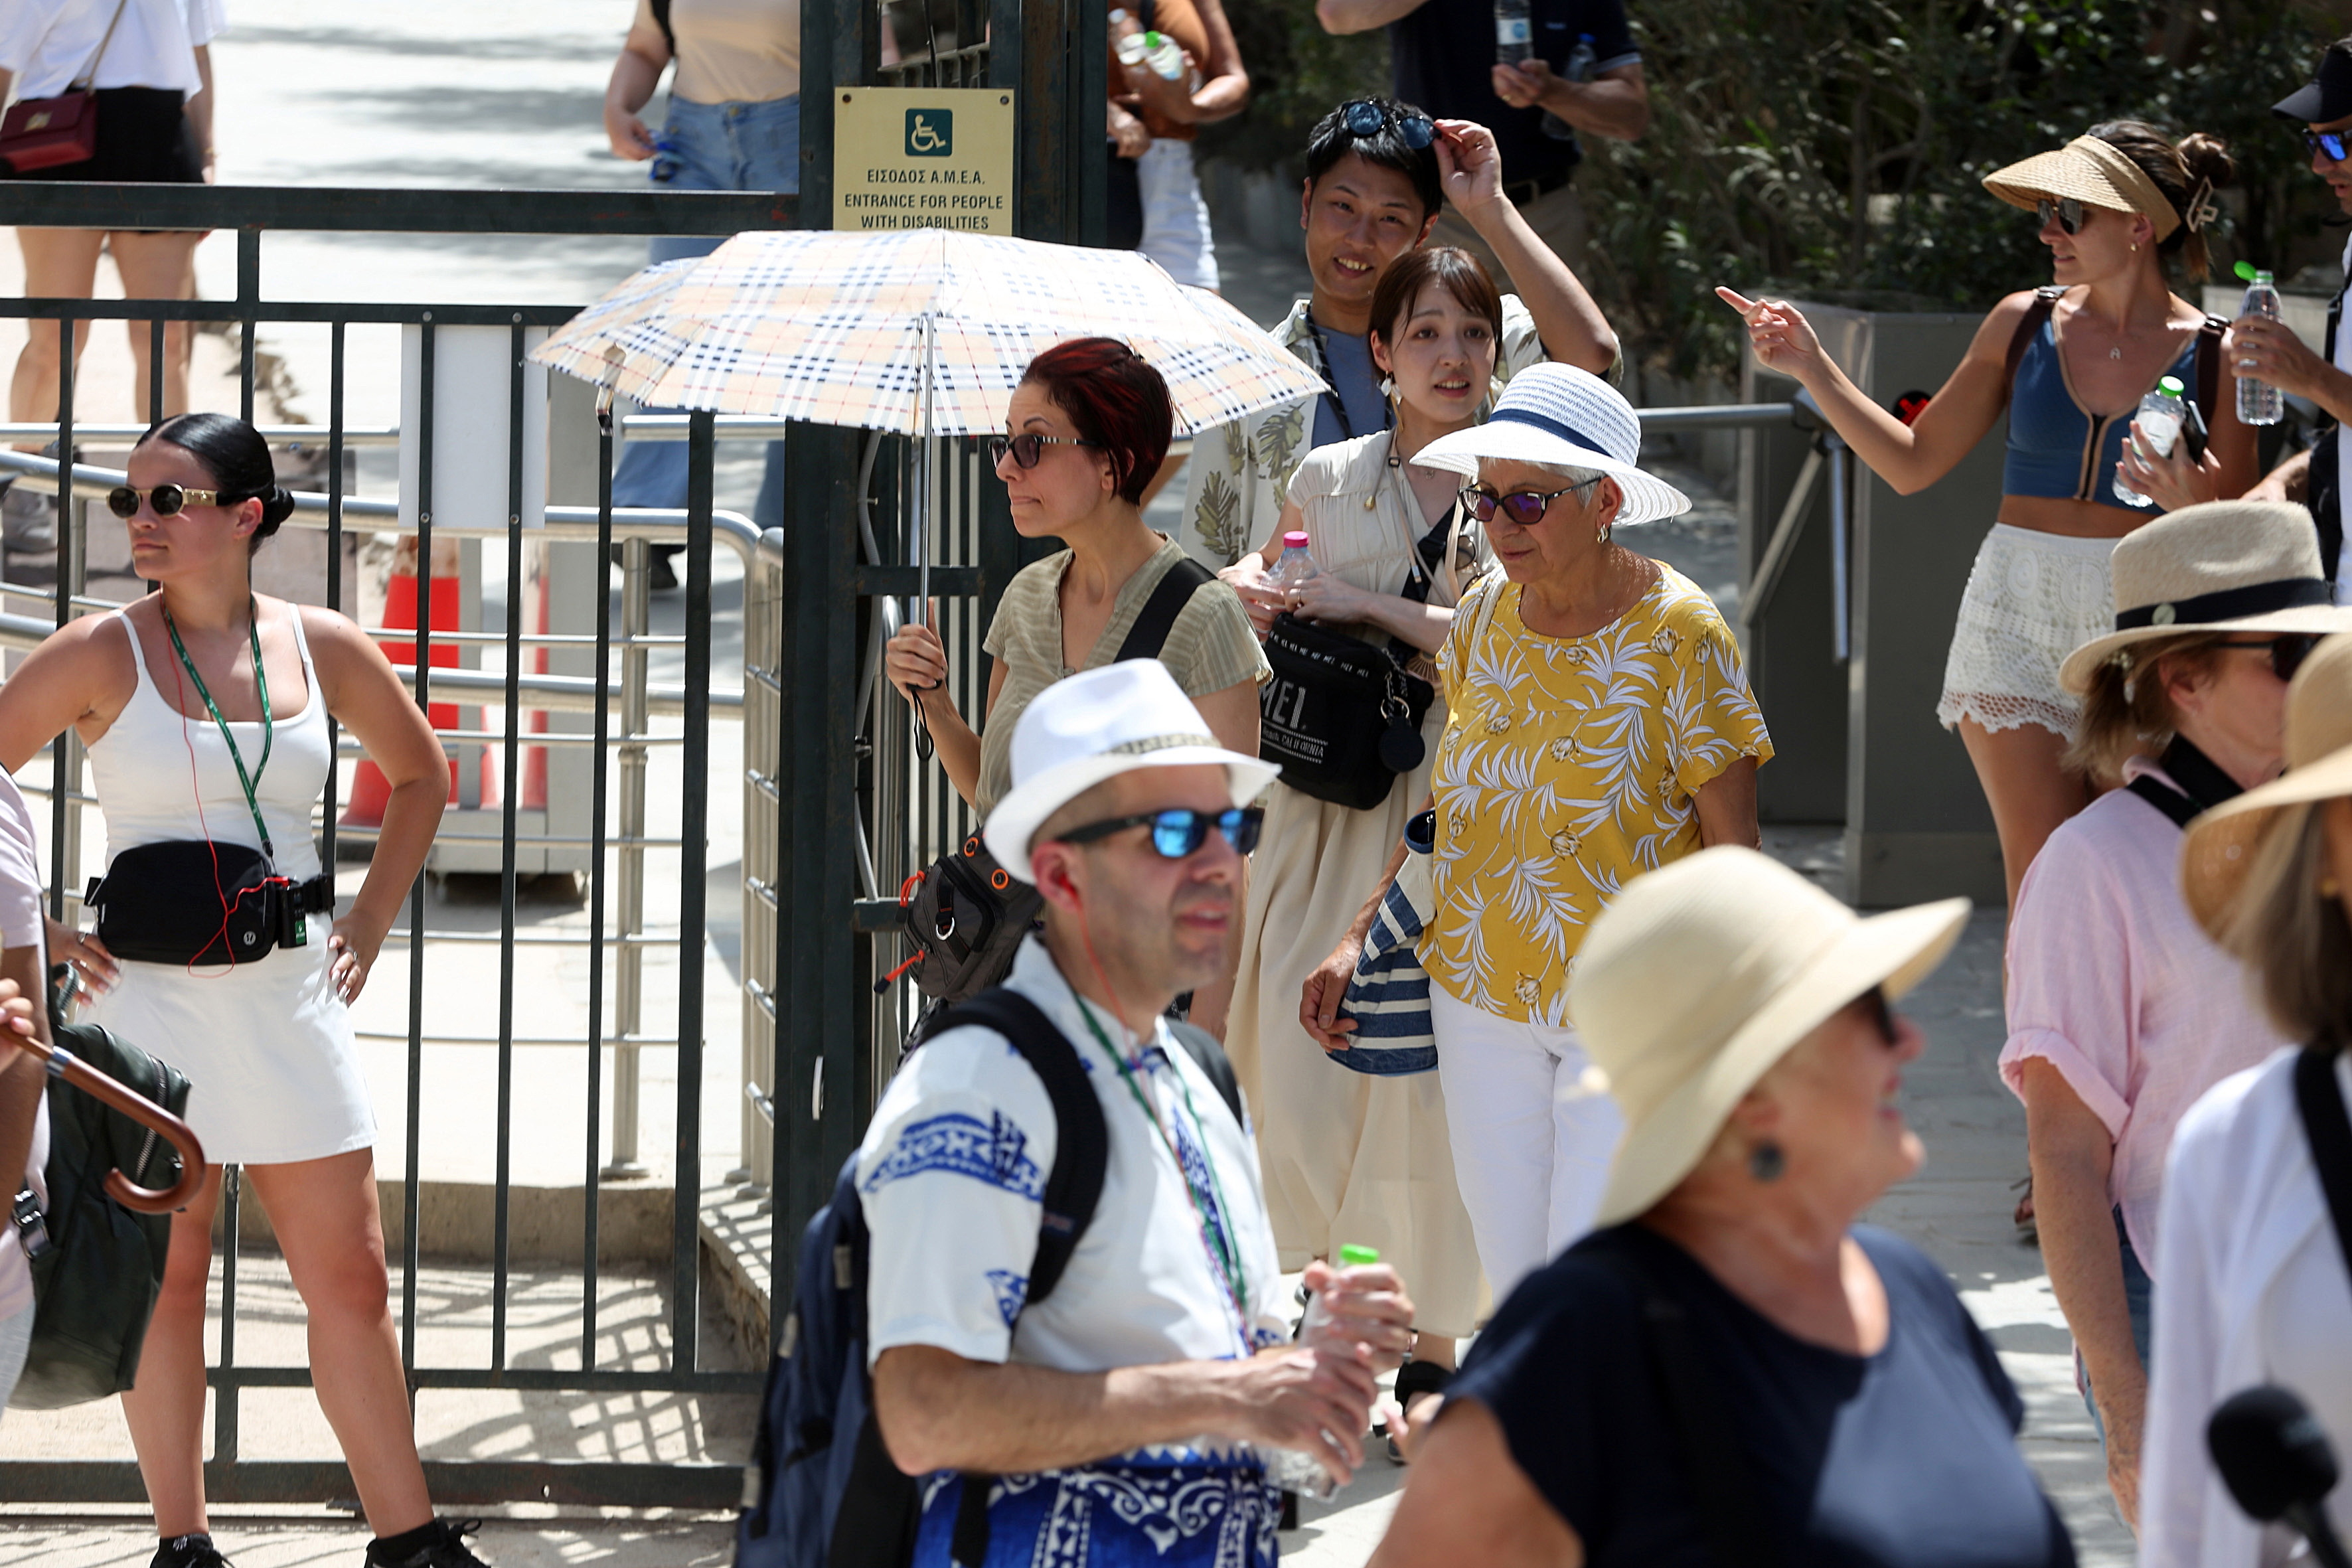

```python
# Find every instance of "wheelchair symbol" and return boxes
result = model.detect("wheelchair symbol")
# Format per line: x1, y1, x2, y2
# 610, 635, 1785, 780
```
905, 110, 953, 157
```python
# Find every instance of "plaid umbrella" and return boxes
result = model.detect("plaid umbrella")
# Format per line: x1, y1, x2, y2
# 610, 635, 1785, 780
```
531, 226, 1326, 438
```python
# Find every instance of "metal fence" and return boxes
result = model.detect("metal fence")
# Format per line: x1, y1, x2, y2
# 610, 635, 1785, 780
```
0, 183, 786, 1508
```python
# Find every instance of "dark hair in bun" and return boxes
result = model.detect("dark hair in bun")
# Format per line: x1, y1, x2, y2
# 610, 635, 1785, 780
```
2085, 119, 2234, 282
139, 412, 296, 553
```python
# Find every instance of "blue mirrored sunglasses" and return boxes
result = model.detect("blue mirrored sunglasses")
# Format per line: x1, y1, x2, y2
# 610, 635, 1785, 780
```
1339, 100, 1436, 151
2306, 130, 2351, 164
1056, 806, 1264, 858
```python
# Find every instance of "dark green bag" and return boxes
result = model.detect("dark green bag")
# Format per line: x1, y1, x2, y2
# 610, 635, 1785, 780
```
9, 1022, 189, 1409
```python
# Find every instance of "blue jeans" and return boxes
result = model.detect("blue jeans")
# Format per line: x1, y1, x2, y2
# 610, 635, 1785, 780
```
612, 95, 799, 522
2078, 1207, 2154, 1447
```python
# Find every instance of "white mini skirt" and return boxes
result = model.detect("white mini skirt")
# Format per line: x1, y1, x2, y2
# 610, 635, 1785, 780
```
1936, 523, 2118, 740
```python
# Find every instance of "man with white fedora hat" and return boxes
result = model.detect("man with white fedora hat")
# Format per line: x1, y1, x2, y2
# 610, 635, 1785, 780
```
1368, 848, 2073, 1567
858, 660, 1416, 1567
2002, 499, 2352, 1524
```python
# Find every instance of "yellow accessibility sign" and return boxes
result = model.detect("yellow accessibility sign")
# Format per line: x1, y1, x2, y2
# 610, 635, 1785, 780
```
834, 88, 1017, 236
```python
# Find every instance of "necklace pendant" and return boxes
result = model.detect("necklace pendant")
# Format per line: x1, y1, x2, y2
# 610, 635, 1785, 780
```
2110, 346, 2122, 360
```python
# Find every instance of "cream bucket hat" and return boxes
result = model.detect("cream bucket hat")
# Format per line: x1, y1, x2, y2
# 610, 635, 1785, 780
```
2056, 500, 2352, 694
2181, 633, 2352, 939
1567, 847, 1970, 1227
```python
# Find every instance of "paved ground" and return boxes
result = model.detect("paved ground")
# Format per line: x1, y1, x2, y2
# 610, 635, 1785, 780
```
0, 9, 2136, 1563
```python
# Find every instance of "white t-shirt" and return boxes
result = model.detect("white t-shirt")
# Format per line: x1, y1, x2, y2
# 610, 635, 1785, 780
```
859, 939, 1288, 1407
0, 0, 224, 102
0, 771, 52, 1324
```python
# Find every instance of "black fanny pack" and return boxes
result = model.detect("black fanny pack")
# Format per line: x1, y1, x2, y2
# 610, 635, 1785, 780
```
85, 842, 332, 967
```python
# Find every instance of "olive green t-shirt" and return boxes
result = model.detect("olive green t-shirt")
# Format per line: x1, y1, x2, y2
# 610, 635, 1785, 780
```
976, 536, 1269, 819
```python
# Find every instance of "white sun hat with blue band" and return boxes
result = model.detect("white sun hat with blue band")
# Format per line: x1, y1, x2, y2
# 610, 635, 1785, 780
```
1413, 362, 1693, 526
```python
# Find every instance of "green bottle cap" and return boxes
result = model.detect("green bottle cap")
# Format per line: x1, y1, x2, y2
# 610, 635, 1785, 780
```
2159, 375, 2185, 398
1337, 1243, 1381, 1266
2234, 260, 2258, 283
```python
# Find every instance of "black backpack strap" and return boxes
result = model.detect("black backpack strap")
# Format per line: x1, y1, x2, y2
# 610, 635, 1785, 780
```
912, 989, 1108, 1308
1166, 1020, 1245, 1128
2126, 774, 2202, 831
650, 0, 675, 50
1113, 556, 1214, 663
2293, 1047, 2352, 1284
2194, 313, 2228, 426
1592, 1245, 1783, 1568
2001, 286, 2065, 410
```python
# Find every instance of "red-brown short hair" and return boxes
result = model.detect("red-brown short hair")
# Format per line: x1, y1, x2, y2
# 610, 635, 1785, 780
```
1021, 337, 1172, 507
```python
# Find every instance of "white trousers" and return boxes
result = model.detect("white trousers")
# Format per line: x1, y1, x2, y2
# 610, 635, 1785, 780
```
1137, 139, 1219, 291
1430, 984, 1624, 1307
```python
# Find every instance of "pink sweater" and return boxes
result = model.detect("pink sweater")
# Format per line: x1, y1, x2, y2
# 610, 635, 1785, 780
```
1998, 762, 2290, 1267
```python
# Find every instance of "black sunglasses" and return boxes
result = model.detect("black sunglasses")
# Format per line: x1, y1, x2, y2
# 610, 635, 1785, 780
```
2306, 130, 2351, 164
1056, 805, 1264, 859
106, 483, 237, 518
2034, 196, 2086, 236
1339, 100, 1436, 151
1459, 477, 1601, 527
988, 432, 1102, 469
2217, 633, 2323, 684
1859, 986, 1901, 1048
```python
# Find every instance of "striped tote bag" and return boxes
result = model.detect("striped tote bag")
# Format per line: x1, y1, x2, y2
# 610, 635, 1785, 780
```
1331, 809, 1437, 1075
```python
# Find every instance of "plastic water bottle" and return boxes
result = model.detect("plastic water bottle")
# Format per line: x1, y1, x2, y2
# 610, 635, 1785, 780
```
2114, 376, 2186, 509
1261, 1244, 1383, 1502
1140, 30, 1186, 81
1494, 0, 1532, 64
1110, 11, 1150, 69
2237, 270, 2284, 428
1269, 531, 1320, 591
1540, 33, 1594, 141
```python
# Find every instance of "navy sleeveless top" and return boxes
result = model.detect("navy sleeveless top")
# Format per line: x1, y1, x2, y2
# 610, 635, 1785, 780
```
2004, 313, 2203, 510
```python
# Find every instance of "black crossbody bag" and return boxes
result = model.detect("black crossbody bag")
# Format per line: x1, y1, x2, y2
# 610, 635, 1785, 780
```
83, 604, 332, 967
892, 559, 1214, 1004
2294, 1046, 2352, 1289
1256, 503, 1456, 811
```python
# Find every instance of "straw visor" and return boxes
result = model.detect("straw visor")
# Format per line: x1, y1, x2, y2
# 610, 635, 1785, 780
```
1413, 363, 1691, 526
2181, 633, 2352, 939
982, 661, 1280, 883
1568, 848, 1969, 1227
1982, 135, 2185, 239
2057, 501, 2352, 693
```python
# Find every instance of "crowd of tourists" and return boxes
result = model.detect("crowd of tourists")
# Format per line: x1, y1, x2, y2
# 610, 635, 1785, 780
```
4, 1, 2352, 1565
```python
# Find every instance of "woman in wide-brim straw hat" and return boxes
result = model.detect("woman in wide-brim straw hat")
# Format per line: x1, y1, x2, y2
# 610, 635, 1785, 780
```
1715, 120, 2258, 912
1998, 499, 2352, 1526
1368, 848, 2080, 1568
1298, 362, 1774, 1322
2140, 632, 2352, 1568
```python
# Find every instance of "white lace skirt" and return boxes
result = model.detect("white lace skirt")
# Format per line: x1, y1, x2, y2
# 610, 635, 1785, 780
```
1936, 524, 2118, 739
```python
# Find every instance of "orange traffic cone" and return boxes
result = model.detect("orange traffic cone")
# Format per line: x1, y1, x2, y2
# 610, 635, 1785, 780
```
343, 536, 495, 826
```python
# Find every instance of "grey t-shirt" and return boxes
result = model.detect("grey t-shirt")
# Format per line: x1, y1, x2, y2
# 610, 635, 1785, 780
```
1311, 326, 1391, 450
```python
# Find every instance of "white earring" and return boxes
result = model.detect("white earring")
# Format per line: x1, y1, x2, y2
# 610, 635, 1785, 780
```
1379, 376, 1396, 399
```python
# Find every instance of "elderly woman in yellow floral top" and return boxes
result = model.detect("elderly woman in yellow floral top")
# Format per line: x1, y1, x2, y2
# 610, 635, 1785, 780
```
1303, 364, 1772, 1310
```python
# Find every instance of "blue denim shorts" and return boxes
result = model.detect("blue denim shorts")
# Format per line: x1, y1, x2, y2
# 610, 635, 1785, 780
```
647, 94, 801, 264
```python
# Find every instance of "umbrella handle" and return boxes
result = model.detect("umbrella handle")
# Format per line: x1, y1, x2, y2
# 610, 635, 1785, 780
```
7, 1033, 206, 1215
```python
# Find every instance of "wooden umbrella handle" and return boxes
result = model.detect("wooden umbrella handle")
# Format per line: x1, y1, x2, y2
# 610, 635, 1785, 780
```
8, 1034, 205, 1215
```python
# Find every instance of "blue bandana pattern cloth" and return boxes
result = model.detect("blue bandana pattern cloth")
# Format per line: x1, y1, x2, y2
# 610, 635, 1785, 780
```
915, 1449, 1279, 1568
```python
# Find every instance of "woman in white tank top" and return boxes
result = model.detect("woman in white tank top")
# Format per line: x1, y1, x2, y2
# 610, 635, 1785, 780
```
0, 416, 479, 1568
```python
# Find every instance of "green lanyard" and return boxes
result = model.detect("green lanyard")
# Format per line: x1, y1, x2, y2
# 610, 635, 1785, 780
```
1072, 993, 1251, 1332
161, 600, 275, 860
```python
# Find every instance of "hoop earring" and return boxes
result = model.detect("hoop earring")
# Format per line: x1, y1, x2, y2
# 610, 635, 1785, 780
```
1749, 1140, 1786, 1183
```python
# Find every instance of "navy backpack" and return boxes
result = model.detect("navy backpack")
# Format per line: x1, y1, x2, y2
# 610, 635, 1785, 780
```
735, 988, 1241, 1568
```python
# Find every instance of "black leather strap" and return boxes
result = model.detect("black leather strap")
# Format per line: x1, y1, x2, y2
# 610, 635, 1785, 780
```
1115, 557, 1214, 664
1166, 1020, 1245, 1128
1596, 1245, 1783, 1568
2293, 1047, 2352, 1285
2000, 286, 2065, 409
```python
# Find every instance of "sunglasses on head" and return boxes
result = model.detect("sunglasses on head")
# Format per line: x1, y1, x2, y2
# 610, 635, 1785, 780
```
2217, 633, 2323, 683
1338, 100, 1436, 151
2306, 130, 2351, 164
2034, 196, 2086, 236
105, 484, 234, 519
1055, 805, 1264, 859
1458, 477, 1602, 526
988, 432, 1102, 469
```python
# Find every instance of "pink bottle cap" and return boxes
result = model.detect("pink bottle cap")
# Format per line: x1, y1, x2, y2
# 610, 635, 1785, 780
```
1283, 531, 1310, 548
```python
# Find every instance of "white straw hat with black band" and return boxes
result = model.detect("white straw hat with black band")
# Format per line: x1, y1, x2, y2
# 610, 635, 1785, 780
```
1413, 362, 1693, 526
2055, 499, 2352, 694
982, 660, 1280, 884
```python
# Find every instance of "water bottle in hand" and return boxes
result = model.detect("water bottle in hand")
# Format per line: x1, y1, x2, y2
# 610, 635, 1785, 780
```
2115, 376, 2186, 509
2236, 270, 2284, 428
1493, 0, 1532, 64
1539, 33, 1594, 141
1262, 1245, 1383, 1502
1269, 532, 1320, 592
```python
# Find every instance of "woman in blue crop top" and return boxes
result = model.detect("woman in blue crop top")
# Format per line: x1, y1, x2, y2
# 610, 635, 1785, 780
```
1714, 121, 2257, 912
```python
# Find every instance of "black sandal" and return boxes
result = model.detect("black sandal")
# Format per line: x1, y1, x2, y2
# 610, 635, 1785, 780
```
1387, 1358, 1453, 1464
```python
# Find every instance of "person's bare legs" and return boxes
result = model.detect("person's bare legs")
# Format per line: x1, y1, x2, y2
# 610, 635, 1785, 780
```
119, 1163, 225, 1537
1958, 718, 2090, 910
10, 228, 104, 448
107, 230, 200, 422
245, 1150, 435, 1538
